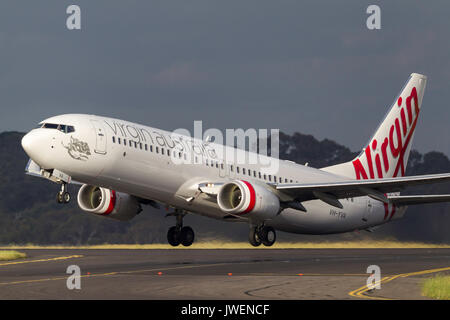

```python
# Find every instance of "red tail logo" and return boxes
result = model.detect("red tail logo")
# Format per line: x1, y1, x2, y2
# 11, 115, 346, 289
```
353, 86, 419, 180
353, 86, 419, 220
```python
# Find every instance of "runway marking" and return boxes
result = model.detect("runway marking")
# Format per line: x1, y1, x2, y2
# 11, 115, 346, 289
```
348, 266, 450, 300
0, 262, 232, 286
0, 255, 83, 267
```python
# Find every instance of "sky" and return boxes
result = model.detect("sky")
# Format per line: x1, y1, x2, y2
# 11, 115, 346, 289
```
0, 1, 449, 156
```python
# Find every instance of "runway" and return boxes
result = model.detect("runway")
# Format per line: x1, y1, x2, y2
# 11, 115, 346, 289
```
0, 248, 449, 300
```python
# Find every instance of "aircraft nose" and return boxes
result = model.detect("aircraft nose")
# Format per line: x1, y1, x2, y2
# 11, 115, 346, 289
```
21, 131, 35, 156
22, 130, 46, 163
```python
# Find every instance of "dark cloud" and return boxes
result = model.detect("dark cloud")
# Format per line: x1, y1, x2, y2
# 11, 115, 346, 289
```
0, 1, 449, 156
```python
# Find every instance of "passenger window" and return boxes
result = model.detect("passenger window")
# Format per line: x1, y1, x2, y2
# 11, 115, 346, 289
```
123, 139, 127, 145
139, 143, 143, 150
156, 147, 159, 153
269, 175, 272, 181
118, 137, 121, 144
258, 172, 261, 179
161, 148, 164, 154
167, 149, 170, 156
145, 144, 148, 151
112, 137, 116, 143
237, 167, 240, 174
66, 126, 75, 133
263, 174, 267, 180
242, 168, 246, 175
150, 145, 153, 152
231, 165, 234, 172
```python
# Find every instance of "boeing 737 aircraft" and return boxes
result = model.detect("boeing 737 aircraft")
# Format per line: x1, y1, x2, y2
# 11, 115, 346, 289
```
21, 73, 450, 246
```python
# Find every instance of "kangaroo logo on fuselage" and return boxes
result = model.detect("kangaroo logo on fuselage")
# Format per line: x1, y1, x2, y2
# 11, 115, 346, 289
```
62, 136, 91, 161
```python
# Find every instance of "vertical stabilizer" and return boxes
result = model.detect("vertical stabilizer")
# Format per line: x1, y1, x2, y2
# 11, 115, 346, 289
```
322, 73, 427, 180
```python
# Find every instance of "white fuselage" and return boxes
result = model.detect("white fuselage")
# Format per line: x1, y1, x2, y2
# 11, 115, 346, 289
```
22, 114, 405, 235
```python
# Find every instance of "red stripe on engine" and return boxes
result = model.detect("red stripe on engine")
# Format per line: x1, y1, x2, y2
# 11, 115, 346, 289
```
241, 180, 256, 214
103, 190, 116, 215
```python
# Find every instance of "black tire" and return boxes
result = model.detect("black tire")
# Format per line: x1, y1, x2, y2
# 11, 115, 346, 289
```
180, 226, 195, 247
63, 192, 71, 203
248, 227, 262, 247
56, 192, 64, 204
260, 226, 276, 247
167, 226, 180, 246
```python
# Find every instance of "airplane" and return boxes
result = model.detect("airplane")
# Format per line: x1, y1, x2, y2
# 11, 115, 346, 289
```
21, 73, 450, 247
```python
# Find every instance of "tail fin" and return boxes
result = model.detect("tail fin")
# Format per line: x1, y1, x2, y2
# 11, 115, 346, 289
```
323, 73, 427, 179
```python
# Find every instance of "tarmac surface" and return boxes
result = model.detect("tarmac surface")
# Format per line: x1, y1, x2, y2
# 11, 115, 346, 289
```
0, 248, 449, 300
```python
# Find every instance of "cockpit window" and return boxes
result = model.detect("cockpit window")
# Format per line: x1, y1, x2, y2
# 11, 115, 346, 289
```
42, 123, 59, 129
40, 123, 75, 133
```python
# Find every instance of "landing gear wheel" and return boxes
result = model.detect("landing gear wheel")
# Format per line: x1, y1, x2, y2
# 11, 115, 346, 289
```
167, 226, 180, 246
56, 192, 64, 204
56, 184, 70, 204
180, 226, 195, 247
57, 191, 70, 204
63, 192, 71, 203
249, 227, 262, 247
260, 226, 276, 247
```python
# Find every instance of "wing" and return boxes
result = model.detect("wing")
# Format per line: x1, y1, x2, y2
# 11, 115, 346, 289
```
275, 173, 450, 208
387, 194, 450, 206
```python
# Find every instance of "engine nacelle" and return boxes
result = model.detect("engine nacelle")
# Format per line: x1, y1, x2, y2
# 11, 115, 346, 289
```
77, 184, 142, 221
217, 180, 280, 221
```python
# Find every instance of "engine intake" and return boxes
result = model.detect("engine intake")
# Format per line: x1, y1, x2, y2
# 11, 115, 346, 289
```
77, 184, 142, 221
217, 180, 280, 221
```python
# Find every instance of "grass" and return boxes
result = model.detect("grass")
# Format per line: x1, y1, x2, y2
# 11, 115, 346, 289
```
422, 275, 450, 300
0, 250, 27, 261
0, 240, 449, 250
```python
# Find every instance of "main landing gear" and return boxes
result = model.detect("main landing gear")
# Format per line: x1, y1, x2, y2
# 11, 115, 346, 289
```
167, 211, 195, 247
249, 225, 276, 247
56, 183, 71, 204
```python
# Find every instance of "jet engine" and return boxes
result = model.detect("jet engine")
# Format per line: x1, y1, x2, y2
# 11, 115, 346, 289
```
217, 180, 280, 221
77, 184, 142, 221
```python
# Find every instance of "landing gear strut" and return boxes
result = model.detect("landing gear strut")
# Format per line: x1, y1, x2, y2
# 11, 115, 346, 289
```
167, 211, 195, 247
249, 225, 276, 247
56, 183, 70, 204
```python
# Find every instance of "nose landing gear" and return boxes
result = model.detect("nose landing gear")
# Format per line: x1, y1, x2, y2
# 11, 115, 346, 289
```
56, 183, 70, 204
166, 211, 195, 247
249, 225, 276, 247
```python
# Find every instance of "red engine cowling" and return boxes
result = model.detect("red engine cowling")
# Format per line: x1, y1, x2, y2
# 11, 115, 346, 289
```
77, 184, 142, 221
217, 180, 280, 221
